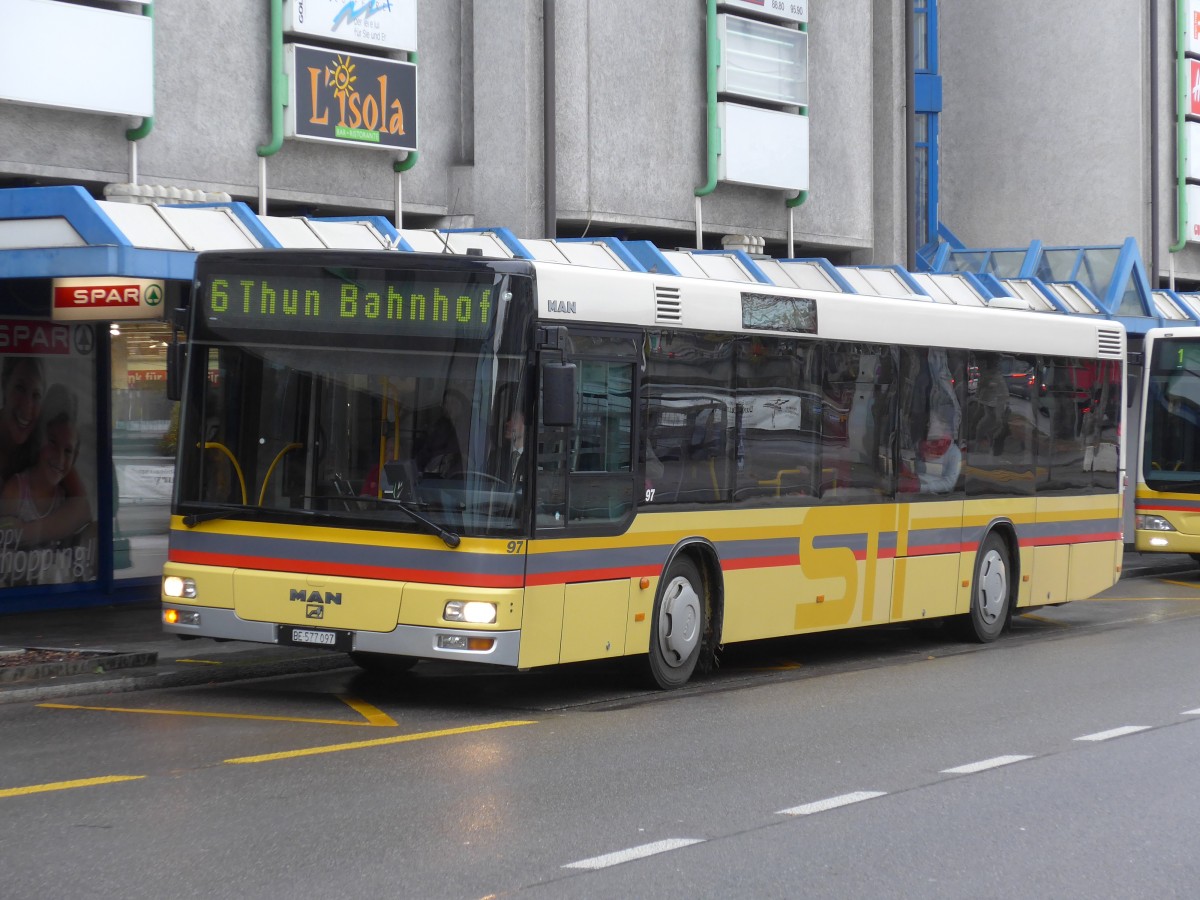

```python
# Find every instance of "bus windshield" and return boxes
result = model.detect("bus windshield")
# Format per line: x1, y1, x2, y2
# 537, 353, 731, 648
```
175, 261, 534, 538
1144, 336, 1200, 491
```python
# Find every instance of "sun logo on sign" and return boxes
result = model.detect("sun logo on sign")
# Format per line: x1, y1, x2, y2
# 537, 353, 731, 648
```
326, 55, 357, 102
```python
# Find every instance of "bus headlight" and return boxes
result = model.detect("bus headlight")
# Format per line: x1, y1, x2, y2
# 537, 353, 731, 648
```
163, 576, 197, 599
1135, 515, 1176, 532
444, 600, 497, 624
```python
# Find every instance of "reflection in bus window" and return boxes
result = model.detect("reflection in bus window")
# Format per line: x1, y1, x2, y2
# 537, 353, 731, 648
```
643, 331, 734, 506
898, 347, 965, 496
820, 343, 896, 501
968, 351, 1035, 497
734, 337, 819, 502
1039, 357, 1120, 493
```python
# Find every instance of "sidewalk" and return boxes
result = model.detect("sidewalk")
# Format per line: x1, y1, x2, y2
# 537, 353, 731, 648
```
0, 600, 352, 705
0, 550, 1195, 705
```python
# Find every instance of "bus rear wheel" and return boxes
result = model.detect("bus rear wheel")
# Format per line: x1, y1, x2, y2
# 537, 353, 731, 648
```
646, 556, 705, 689
956, 531, 1012, 643
349, 651, 419, 677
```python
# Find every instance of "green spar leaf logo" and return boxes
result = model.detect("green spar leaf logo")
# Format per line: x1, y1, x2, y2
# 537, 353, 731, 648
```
144, 284, 163, 308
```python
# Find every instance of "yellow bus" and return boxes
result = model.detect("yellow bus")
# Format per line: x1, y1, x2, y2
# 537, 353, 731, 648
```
162, 248, 1126, 688
1133, 327, 1200, 561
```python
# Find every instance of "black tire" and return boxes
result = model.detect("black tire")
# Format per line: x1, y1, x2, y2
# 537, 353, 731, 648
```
646, 556, 706, 689
349, 651, 419, 677
956, 531, 1012, 643
1189, 554, 1200, 568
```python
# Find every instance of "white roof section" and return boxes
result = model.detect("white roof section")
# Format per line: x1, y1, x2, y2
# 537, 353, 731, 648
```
0, 216, 86, 249
770, 260, 844, 291
156, 205, 261, 251
443, 230, 514, 257
303, 219, 392, 249
999, 278, 1058, 312
1151, 290, 1192, 321
399, 228, 449, 253
837, 266, 913, 298
909, 272, 988, 306
1045, 282, 1099, 314
259, 216, 328, 248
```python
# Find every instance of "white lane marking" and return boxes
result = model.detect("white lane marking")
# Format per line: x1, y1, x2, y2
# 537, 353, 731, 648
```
1074, 725, 1151, 742
941, 755, 1032, 775
1184, 708, 1200, 716
777, 791, 887, 816
563, 838, 704, 870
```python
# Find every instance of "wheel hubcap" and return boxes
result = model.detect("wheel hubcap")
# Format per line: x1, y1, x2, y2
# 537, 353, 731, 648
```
657, 575, 701, 667
977, 549, 1007, 624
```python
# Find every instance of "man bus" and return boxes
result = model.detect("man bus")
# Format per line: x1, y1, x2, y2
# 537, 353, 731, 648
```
162, 248, 1125, 688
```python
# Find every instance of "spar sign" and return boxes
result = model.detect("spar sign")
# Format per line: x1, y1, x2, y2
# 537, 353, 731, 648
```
52, 277, 165, 321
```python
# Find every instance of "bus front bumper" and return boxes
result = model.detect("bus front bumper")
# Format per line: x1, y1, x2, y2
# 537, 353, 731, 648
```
162, 604, 521, 667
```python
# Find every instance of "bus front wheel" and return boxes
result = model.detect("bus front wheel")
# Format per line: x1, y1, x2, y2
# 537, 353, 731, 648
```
646, 556, 705, 689
956, 532, 1012, 643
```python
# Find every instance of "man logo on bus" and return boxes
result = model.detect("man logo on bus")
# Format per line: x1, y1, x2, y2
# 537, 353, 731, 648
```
290, 588, 343, 605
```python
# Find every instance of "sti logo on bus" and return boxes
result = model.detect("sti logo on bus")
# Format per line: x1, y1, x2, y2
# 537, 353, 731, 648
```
547, 299, 577, 314
290, 588, 342, 605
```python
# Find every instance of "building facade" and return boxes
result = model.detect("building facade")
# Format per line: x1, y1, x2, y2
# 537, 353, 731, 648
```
0, 0, 1189, 610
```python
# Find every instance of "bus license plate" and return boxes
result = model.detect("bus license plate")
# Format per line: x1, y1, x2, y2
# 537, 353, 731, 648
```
279, 626, 349, 651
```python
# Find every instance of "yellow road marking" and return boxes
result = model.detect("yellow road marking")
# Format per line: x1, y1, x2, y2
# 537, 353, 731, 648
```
749, 663, 804, 671
224, 719, 537, 764
336, 693, 397, 726
41, 695, 396, 728
1161, 580, 1200, 590
176, 658, 222, 665
0, 775, 144, 799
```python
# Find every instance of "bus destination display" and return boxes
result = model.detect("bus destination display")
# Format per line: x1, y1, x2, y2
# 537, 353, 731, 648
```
201, 272, 495, 338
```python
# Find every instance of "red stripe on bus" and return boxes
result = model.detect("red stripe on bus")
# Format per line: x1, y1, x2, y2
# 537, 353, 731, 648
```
167, 550, 524, 589
525, 564, 661, 586
906, 542, 967, 556
1137, 502, 1200, 512
1022, 532, 1121, 547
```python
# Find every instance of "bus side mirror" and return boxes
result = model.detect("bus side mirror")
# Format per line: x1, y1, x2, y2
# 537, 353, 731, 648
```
542, 362, 577, 427
166, 341, 186, 402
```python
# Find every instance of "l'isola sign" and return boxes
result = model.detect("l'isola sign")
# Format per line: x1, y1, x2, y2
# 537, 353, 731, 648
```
286, 43, 417, 150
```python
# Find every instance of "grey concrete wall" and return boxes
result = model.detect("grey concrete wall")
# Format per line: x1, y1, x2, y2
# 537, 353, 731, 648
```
939, 0, 1148, 253
549, 0, 878, 252
860, 0, 909, 266
0, 0, 888, 258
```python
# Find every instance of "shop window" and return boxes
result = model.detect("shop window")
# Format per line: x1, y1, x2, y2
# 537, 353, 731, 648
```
111, 322, 176, 578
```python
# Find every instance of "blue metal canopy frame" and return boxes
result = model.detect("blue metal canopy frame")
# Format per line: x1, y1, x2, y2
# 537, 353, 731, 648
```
0, 185, 199, 280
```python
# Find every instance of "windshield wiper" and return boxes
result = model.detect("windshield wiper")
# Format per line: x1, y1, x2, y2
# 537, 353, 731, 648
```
182, 506, 264, 527
354, 495, 462, 548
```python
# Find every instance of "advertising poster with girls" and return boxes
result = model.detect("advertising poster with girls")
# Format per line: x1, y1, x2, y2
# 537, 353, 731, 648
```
0, 319, 97, 588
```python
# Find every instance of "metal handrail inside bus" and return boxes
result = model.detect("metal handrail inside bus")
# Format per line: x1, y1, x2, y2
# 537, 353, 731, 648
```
201, 441, 247, 506
258, 442, 304, 506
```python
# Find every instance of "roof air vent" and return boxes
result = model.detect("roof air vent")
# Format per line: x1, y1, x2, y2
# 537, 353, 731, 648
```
1097, 327, 1123, 358
655, 285, 682, 323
